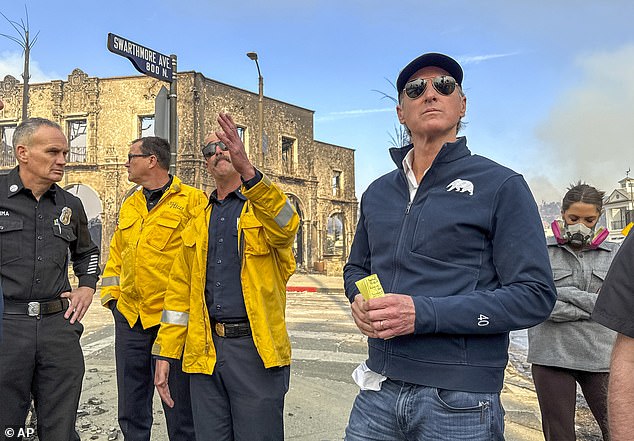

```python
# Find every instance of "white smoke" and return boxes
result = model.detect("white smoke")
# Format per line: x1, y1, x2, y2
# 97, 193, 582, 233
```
534, 44, 634, 199
0, 50, 59, 83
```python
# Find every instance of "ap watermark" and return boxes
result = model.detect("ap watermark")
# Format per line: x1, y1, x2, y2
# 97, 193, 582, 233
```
4, 426, 35, 439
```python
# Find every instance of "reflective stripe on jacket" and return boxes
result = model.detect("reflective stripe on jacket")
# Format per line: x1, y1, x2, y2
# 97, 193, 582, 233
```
100, 176, 207, 329
152, 173, 299, 372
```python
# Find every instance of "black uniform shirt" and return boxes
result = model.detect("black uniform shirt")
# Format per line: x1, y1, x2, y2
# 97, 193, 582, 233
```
142, 175, 173, 212
0, 167, 100, 302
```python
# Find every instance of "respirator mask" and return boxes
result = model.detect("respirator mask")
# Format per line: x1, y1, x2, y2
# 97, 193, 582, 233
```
551, 220, 609, 249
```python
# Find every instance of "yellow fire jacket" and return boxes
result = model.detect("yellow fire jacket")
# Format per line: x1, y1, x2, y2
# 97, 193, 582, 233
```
152, 173, 299, 372
100, 176, 207, 329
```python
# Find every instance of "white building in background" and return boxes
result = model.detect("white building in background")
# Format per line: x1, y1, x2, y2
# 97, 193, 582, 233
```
604, 176, 634, 243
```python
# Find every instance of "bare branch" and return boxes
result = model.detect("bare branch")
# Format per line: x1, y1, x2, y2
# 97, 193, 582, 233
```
24, 4, 30, 28
1, 6, 38, 120
373, 78, 409, 147
0, 32, 25, 48
371, 89, 398, 105
386, 123, 409, 148
0, 11, 25, 37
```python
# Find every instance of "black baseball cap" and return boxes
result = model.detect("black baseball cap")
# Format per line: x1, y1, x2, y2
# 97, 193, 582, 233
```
396, 53, 463, 94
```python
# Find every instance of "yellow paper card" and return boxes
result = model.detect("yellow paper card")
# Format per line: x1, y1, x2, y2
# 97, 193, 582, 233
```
355, 274, 385, 300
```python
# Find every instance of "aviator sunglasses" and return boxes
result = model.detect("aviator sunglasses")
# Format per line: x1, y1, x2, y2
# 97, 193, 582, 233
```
404, 75, 457, 99
202, 141, 229, 159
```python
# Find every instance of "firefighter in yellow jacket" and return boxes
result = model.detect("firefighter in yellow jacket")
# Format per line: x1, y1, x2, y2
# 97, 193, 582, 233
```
153, 113, 299, 441
101, 136, 206, 441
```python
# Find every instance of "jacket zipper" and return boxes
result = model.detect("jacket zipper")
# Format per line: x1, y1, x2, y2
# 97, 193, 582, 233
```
382, 188, 414, 375
391, 191, 415, 292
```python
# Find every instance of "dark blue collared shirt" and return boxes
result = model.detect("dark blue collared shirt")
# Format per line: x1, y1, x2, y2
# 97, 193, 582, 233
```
205, 187, 247, 322
204, 170, 262, 322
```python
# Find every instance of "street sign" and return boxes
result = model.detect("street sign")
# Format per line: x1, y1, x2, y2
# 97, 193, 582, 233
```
107, 33, 173, 83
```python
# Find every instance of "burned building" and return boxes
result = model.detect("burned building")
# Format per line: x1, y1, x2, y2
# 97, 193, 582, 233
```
0, 69, 357, 275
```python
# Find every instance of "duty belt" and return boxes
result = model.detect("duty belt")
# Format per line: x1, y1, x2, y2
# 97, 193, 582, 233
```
212, 319, 251, 338
3, 298, 70, 317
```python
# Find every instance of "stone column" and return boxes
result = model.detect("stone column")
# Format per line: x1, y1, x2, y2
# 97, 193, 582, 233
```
100, 145, 123, 264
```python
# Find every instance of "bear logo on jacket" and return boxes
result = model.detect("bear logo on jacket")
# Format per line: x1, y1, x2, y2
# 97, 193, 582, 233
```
446, 179, 474, 196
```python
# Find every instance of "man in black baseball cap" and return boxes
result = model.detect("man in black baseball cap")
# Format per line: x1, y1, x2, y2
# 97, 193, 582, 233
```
342, 52, 556, 440
396, 52, 463, 95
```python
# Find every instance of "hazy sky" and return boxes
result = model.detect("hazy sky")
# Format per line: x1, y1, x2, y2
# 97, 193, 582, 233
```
1, 0, 633, 203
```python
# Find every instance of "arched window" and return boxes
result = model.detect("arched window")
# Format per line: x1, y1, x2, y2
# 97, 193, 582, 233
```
65, 184, 103, 250
1, 124, 17, 167
326, 214, 344, 255
287, 194, 304, 265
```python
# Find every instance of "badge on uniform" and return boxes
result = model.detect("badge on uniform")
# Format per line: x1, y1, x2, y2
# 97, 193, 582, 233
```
59, 206, 72, 225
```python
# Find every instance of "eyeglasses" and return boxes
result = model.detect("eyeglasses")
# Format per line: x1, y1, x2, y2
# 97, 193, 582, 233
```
127, 153, 152, 162
202, 141, 229, 159
403, 75, 457, 99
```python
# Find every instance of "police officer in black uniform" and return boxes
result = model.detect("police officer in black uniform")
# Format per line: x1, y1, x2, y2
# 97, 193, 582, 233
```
0, 117, 100, 440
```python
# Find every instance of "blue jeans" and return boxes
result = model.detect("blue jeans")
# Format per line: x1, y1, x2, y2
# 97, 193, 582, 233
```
345, 378, 505, 441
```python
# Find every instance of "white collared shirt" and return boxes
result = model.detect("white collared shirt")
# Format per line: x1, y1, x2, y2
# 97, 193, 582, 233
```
402, 148, 429, 202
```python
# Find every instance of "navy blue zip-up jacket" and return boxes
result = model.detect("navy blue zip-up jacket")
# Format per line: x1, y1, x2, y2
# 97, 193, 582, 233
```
344, 137, 556, 393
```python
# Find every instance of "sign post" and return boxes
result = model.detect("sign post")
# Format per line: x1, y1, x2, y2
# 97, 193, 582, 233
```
169, 55, 177, 176
107, 33, 177, 173
154, 86, 170, 140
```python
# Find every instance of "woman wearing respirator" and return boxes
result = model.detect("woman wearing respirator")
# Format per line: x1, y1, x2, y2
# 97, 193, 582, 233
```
528, 182, 618, 441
